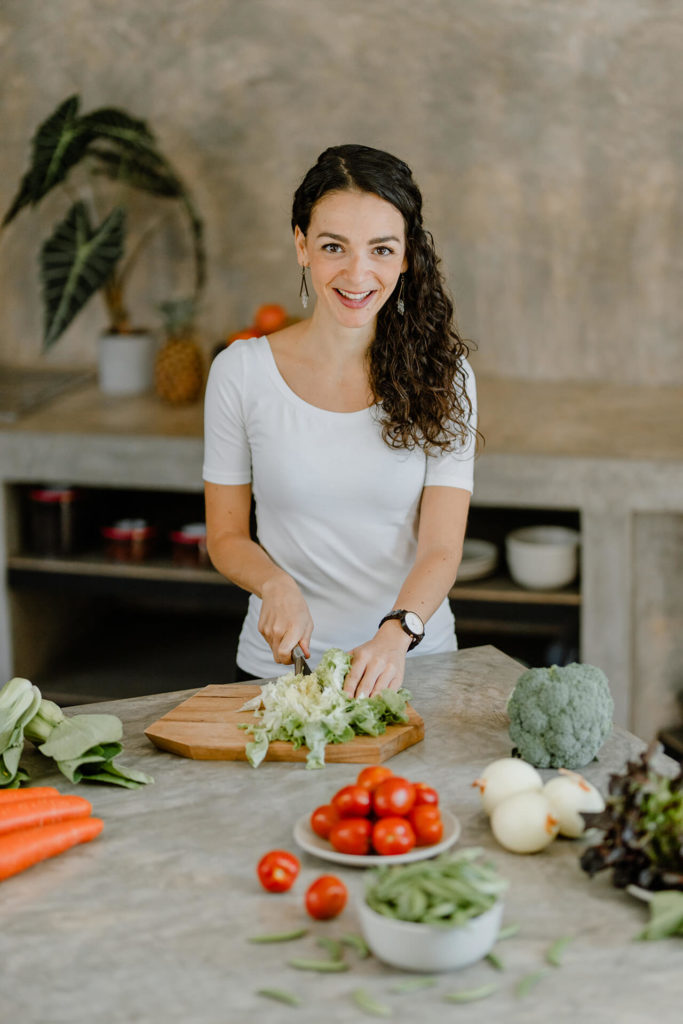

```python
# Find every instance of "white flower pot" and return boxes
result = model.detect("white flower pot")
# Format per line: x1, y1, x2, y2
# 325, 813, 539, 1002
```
97, 332, 157, 396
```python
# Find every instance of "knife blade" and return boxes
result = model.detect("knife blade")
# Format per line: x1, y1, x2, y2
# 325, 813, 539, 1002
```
292, 644, 312, 676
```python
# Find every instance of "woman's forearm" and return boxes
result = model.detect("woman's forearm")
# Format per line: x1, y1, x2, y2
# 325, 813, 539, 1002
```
392, 542, 463, 623
206, 533, 292, 599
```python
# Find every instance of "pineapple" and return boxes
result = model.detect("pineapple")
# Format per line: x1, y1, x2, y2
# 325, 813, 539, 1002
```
155, 299, 204, 404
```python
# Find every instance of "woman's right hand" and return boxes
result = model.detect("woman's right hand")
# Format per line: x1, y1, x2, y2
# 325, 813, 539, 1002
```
258, 573, 314, 665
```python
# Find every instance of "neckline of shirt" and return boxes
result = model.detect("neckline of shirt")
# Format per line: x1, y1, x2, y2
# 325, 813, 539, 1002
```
258, 335, 377, 418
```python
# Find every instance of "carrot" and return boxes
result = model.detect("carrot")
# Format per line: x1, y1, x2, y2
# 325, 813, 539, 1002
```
0, 817, 103, 881
0, 786, 61, 803
0, 795, 92, 836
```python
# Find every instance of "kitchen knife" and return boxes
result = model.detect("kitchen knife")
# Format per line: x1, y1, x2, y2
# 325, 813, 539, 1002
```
292, 644, 312, 676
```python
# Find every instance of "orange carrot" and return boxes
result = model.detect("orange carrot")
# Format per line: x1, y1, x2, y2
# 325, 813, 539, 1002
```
0, 786, 61, 803
0, 817, 103, 881
0, 795, 92, 837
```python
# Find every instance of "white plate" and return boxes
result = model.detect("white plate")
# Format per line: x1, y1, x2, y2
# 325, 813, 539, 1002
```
293, 808, 461, 868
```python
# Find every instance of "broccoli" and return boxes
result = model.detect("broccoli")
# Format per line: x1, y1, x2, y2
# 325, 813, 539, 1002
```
506, 663, 614, 769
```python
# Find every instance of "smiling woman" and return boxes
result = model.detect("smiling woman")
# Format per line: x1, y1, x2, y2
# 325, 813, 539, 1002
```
203, 144, 478, 698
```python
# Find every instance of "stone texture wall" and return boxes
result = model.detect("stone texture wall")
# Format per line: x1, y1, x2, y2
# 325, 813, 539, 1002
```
0, 0, 681, 384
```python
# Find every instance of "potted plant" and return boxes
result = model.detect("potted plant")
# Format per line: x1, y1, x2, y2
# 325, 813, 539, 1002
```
2, 95, 206, 395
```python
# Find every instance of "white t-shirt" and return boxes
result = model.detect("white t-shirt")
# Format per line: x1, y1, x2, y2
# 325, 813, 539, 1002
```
203, 336, 477, 678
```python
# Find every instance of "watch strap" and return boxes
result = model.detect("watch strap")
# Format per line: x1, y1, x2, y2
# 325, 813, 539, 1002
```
378, 609, 424, 651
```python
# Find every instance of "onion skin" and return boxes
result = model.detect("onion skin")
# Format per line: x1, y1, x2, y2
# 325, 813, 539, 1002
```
472, 758, 543, 816
490, 791, 559, 853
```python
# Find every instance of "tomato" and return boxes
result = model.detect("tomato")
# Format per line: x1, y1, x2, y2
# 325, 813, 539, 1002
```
413, 783, 440, 807
310, 803, 340, 840
253, 303, 288, 334
256, 850, 300, 893
371, 816, 416, 856
331, 784, 372, 819
356, 765, 394, 792
328, 817, 372, 855
408, 805, 444, 846
305, 875, 348, 920
372, 777, 417, 818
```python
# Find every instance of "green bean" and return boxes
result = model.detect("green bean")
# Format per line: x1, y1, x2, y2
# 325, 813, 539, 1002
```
256, 988, 302, 1006
316, 936, 344, 961
497, 922, 521, 941
339, 933, 370, 958
516, 969, 549, 997
287, 957, 350, 972
545, 935, 573, 966
486, 951, 505, 971
248, 927, 308, 943
364, 851, 508, 927
389, 978, 438, 993
443, 983, 498, 1003
351, 988, 393, 1017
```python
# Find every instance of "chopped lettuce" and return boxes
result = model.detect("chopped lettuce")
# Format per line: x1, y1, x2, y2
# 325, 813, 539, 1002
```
239, 649, 411, 769
316, 648, 352, 690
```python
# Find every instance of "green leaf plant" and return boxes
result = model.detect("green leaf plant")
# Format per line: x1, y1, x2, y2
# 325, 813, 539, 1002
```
2, 95, 205, 348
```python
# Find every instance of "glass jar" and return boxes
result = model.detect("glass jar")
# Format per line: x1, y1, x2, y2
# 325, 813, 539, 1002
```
169, 522, 209, 568
101, 519, 156, 562
28, 486, 82, 556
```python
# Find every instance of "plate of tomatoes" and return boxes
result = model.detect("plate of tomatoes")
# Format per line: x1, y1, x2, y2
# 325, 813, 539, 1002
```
293, 765, 461, 867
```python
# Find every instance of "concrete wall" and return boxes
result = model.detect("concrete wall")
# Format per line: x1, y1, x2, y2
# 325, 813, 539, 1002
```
1, 0, 681, 383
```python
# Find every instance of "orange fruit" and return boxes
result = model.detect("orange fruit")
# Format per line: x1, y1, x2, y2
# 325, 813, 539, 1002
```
226, 326, 258, 345
253, 303, 288, 334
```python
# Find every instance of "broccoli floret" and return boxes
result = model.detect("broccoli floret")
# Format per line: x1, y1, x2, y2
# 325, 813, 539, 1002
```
506, 663, 614, 769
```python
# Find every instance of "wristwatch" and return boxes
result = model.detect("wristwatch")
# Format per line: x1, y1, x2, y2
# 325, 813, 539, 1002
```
378, 609, 425, 651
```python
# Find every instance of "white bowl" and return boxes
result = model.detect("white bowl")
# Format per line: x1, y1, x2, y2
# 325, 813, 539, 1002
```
506, 525, 580, 590
357, 897, 504, 972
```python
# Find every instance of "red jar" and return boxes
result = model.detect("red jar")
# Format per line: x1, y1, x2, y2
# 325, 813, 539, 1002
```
28, 486, 82, 556
169, 523, 208, 567
101, 519, 156, 562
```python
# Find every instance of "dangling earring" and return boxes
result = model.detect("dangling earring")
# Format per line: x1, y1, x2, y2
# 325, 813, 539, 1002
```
396, 274, 405, 316
299, 265, 310, 309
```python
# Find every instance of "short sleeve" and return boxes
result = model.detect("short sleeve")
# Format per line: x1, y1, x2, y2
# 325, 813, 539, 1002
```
202, 345, 253, 485
424, 359, 478, 493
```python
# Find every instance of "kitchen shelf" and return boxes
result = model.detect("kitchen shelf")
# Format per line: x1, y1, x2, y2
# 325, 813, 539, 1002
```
8, 552, 580, 605
7, 552, 225, 585
449, 575, 580, 606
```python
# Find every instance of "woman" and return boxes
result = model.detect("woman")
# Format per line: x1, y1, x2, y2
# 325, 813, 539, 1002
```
203, 144, 477, 697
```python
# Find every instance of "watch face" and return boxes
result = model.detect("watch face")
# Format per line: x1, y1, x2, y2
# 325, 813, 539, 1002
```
404, 611, 424, 636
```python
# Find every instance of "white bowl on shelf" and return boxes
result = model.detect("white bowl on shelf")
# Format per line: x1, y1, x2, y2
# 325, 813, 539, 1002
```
506, 525, 580, 590
457, 539, 499, 582
357, 897, 504, 972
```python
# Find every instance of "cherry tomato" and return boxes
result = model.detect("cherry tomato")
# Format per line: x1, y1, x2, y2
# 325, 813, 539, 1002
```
372, 777, 417, 818
413, 783, 440, 807
332, 784, 372, 819
408, 805, 444, 846
305, 875, 348, 920
310, 803, 341, 840
256, 849, 300, 893
356, 765, 394, 792
372, 816, 416, 856
328, 817, 372, 856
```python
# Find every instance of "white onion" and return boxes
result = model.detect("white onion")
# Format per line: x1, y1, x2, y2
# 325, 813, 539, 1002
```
490, 791, 560, 853
472, 757, 543, 815
543, 770, 605, 838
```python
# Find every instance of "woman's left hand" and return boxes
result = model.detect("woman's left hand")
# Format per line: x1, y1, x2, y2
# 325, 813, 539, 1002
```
343, 625, 411, 698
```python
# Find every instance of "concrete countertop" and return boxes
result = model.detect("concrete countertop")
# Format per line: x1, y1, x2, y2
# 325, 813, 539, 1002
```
0, 645, 680, 1024
2, 373, 683, 459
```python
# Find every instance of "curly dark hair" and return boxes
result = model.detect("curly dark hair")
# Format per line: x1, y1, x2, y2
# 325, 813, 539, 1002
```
291, 144, 477, 455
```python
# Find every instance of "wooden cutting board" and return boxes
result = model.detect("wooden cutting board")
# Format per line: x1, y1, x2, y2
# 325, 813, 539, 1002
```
144, 684, 424, 763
